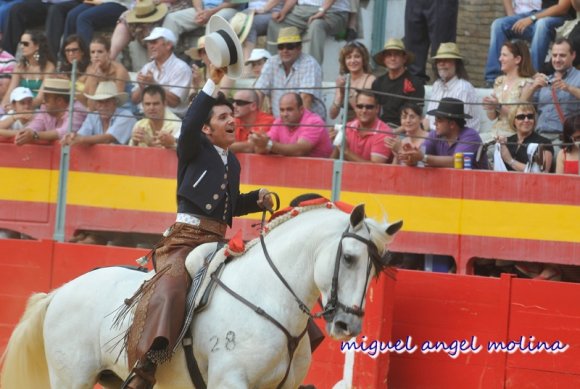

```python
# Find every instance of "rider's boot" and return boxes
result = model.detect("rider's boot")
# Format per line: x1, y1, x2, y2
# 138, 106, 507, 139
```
121, 357, 157, 389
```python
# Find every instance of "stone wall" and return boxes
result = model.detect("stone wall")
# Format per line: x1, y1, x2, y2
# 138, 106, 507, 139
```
456, 0, 505, 87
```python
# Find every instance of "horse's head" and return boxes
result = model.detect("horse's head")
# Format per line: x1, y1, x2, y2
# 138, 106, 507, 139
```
315, 204, 402, 340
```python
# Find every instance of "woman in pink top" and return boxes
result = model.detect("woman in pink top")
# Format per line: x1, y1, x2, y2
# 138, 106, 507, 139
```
556, 115, 580, 175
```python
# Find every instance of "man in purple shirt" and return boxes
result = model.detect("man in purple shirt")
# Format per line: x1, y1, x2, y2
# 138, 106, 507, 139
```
400, 97, 488, 169
14, 78, 87, 145
249, 92, 332, 158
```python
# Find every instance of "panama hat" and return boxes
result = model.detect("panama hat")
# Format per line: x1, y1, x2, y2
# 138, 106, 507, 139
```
205, 15, 244, 79
185, 36, 206, 60
430, 42, 466, 62
43, 78, 72, 95
84, 81, 128, 106
229, 10, 254, 44
277, 26, 302, 44
126, 0, 168, 24
373, 38, 415, 66
245, 48, 271, 65
427, 97, 472, 119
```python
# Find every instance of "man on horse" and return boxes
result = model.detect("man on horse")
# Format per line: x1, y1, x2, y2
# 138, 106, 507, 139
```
122, 30, 274, 388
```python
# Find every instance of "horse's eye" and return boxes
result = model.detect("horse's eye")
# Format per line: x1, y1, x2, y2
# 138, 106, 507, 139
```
343, 254, 355, 265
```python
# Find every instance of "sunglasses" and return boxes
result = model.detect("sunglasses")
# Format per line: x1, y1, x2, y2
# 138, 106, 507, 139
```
277, 43, 299, 51
232, 99, 253, 106
515, 114, 535, 121
572, 135, 580, 142
356, 104, 376, 110
65, 47, 80, 53
20, 41, 31, 47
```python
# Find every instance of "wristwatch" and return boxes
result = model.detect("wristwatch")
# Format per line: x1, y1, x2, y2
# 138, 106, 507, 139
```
530, 14, 537, 23
266, 139, 274, 152
422, 153, 428, 165
32, 131, 39, 141
318, 6, 325, 13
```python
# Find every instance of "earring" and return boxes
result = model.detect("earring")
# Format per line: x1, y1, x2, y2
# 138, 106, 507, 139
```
33, 51, 40, 62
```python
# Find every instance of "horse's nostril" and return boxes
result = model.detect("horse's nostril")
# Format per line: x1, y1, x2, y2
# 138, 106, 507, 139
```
335, 320, 349, 333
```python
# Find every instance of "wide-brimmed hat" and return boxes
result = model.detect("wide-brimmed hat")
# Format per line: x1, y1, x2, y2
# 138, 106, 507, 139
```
10, 86, 33, 102
126, 0, 168, 24
245, 48, 271, 65
84, 81, 128, 106
427, 97, 472, 119
229, 10, 254, 44
144, 26, 177, 46
43, 78, 71, 95
373, 38, 415, 66
185, 36, 206, 60
205, 15, 244, 79
277, 26, 302, 44
430, 42, 466, 63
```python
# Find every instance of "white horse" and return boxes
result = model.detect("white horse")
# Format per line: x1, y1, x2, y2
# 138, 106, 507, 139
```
1, 203, 402, 389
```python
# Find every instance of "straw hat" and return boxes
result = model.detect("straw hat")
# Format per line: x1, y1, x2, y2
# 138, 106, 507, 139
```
373, 38, 415, 66
126, 0, 168, 24
84, 81, 128, 106
205, 15, 244, 79
229, 10, 254, 44
430, 42, 466, 62
43, 78, 72, 95
185, 36, 206, 61
277, 26, 302, 44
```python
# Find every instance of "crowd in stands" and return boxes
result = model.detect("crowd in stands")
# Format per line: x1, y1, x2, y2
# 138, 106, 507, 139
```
0, 0, 578, 278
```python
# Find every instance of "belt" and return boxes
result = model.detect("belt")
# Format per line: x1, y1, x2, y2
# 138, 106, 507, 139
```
176, 213, 227, 237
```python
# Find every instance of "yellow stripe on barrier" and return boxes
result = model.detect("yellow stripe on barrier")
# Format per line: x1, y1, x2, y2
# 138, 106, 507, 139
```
1, 168, 578, 243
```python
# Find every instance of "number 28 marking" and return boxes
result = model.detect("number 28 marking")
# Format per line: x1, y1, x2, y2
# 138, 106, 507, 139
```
210, 331, 236, 352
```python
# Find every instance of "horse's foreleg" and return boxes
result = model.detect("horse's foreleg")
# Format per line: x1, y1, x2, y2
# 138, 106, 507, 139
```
207, 371, 250, 389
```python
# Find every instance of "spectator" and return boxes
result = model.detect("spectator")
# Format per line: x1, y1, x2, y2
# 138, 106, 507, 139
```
330, 91, 393, 163
185, 36, 209, 100
425, 42, 480, 132
14, 78, 87, 145
230, 88, 274, 153
162, 0, 239, 40
59, 35, 90, 106
245, 48, 271, 79
109, 0, 190, 63
399, 97, 489, 169
386, 102, 429, 165
484, 0, 573, 85
2, 31, 56, 110
404, 0, 459, 83
130, 84, 180, 148
63, 0, 131, 48
239, 1, 283, 61
371, 38, 425, 127
1, 0, 80, 58
556, 114, 580, 174
329, 41, 376, 122
250, 92, 332, 157
495, 103, 554, 172
483, 40, 534, 138
255, 26, 326, 120
0, 1, 25, 42
266, 0, 350, 64
0, 47, 15, 107
63, 80, 136, 145
131, 27, 192, 118
0, 87, 34, 138
521, 37, 580, 140
83, 36, 130, 110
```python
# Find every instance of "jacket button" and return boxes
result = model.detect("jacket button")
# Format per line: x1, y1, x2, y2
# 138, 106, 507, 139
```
224, 173, 228, 179
221, 184, 226, 189
213, 194, 219, 200
205, 204, 212, 210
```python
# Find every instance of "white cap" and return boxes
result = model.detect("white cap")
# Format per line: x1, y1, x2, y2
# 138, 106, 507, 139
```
10, 87, 33, 102
245, 48, 271, 65
144, 27, 177, 46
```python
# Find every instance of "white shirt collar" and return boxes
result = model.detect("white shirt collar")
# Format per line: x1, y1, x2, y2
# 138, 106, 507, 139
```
213, 145, 228, 165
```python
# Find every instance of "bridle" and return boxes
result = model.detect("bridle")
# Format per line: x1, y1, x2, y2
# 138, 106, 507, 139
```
209, 203, 383, 389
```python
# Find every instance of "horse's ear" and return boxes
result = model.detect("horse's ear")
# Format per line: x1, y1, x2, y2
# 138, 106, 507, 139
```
386, 220, 403, 236
350, 204, 366, 229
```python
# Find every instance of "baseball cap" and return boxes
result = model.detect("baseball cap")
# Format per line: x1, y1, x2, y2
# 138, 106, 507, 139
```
144, 27, 177, 46
10, 87, 34, 102
245, 48, 271, 65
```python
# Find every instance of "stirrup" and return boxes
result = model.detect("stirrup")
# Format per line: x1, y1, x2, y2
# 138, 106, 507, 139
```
121, 361, 157, 389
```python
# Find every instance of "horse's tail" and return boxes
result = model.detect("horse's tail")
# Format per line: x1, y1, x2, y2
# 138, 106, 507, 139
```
0, 292, 54, 389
